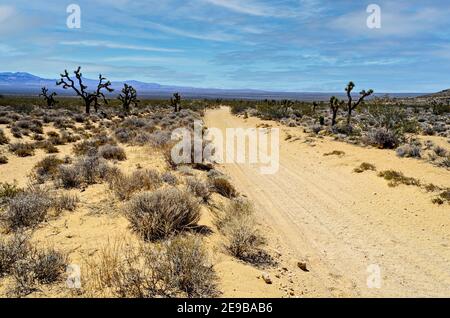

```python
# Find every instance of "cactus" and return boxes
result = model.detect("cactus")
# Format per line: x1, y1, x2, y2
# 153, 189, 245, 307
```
56, 66, 114, 114
171, 92, 181, 112
329, 96, 344, 126
345, 81, 373, 125
118, 84, 139, 114
39, 87, 58, 108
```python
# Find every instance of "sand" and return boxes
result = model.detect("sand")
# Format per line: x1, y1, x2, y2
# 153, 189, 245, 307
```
205, 106, 450, 297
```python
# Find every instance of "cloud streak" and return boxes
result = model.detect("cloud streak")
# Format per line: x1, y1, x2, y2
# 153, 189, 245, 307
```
59, 40, 183, 52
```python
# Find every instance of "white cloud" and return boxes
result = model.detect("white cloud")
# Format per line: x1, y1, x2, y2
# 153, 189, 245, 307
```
0, 5, 15, 22
59, 40, 183, 52
203, 0, 295, 17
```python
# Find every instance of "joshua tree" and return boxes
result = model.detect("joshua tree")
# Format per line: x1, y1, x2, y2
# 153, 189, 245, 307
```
39, 87, 58, 107
329, 96, 344, 126
171, 92, 181, 112
118, 84, 139, 114
345, 81, 374, 125
56, 67, 114, 114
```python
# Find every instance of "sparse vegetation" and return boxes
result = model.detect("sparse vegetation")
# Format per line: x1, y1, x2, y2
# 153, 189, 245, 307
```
2, 186, 53, 231
354, 162, 376, 173
209, 177, 237, 199
9, 142, 35, 157
215, 198, 271, 265
378, 170, 421, 187
126, 188, 201, 241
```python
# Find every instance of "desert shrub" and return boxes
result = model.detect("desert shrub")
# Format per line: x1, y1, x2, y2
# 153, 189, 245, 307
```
215, 198, 270, 265
149, 131, 171, 148
9, 142, 35, 157
439, 157, 450, 168
53, 193, 79, 213
161, 172, 178, 185
0, 129, 9, 145
354, 162, 376, 173
396, 144, 422, 158
29, 248, 67, 284
126, 188, 200, 241
11, 247, 67, 295
186, 177, 210, 202
177, 165, 195, 176
323, 150, 345, 157
34, 155, 64, 182
0, 155, 7, 164
75, 156, 103, 184
422, 125, 435, 136
73, 134, 116, 156
364, 128, 399, 149
0, 234, 30, 277
154, 235, 218, 297
88, 236, 219, 298
209, 177, 237, 199
43, 142, 59, 154
0, 182, 23, 205
378, 170, 421, 187
11, 126, 22, 138
57, 165, 82, 188
114, 127, 136, 143
98, 145, 127, 161
2, 187, 52, 231
109, 169, 162, 201
433, 146, 448, 157
432, 189, 450, 205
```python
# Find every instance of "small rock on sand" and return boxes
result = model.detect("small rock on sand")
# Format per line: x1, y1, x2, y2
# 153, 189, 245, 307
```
262, 272, 272, 284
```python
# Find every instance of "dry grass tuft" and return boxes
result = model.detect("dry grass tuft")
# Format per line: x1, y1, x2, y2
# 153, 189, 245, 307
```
126, 188, 200, 241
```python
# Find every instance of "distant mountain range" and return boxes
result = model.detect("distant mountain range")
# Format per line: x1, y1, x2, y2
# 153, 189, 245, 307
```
0, 72, 424, 101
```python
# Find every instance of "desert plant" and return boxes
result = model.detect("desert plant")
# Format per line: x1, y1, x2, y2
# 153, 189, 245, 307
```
118, 84, 139, 114
11, 247, 67, 296
109, 169, 162, 200
365, 127, 399, 149
126, 188, 200, 241
0, 182, 23, 205
34, 155, 64, 182
345, 81, 374, 125
433, 146, 448, 157
209, 177, 237, 199
2, 187, 53, 230
215, 198, 270, 265
171, 92, 181, 113
329, 96, 344, 126
53, 193, 79, 213
57, 165, 82, 188
378, 170, 421, 187
324, 150, 345, 157
39, 87, 58, 108
9, 142, 35, 157
0, 129, 9, 145
88, 235, 219, 298
0, 234, 30, 277
0, 155, 7, 164
56, 67, 114, 114
186, 177, 210, 202
354, 162, 376, 173
98, 144, 127, 161
396, 144, 422, 158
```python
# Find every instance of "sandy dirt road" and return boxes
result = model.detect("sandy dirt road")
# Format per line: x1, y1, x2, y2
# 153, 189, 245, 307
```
205, 107, 450, 297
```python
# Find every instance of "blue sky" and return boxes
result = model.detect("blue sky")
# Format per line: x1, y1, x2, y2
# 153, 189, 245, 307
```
0, 0, 449, 92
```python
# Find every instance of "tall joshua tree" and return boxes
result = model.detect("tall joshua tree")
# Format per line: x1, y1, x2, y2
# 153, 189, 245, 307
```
118, 84, 139, 114
171, 92, 181, 112
39, 87, 58, 108
345, 81, 374, 125
56, 67, 114, 114
329, 96, 344, 126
